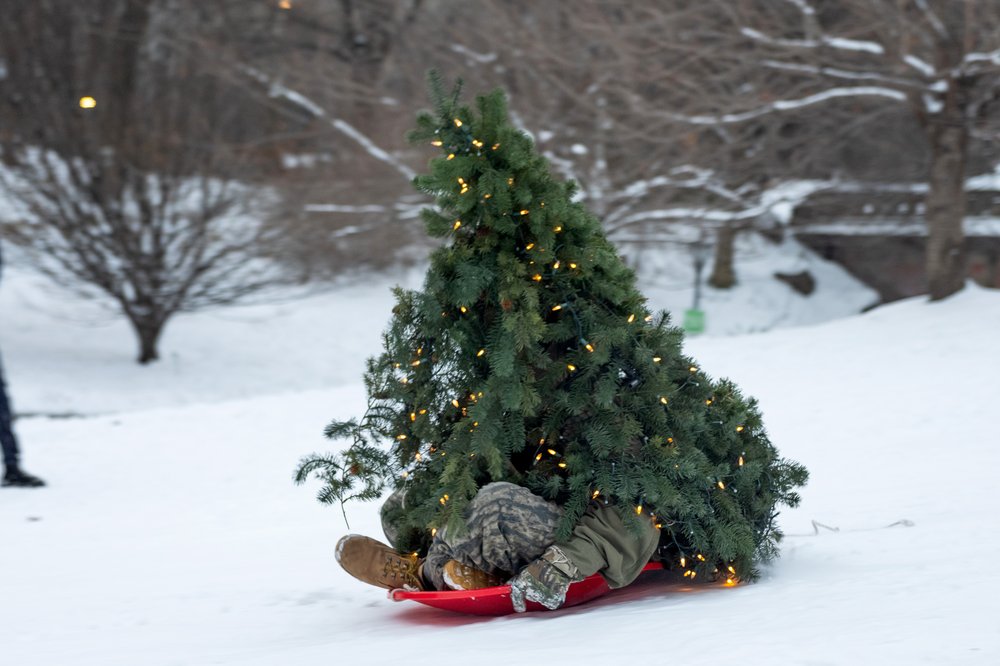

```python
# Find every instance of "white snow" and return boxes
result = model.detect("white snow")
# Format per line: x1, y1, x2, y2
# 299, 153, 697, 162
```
739, 27, 884, 55
630, 234, 878, 334
449, 44, 498, 64
241, 66, 415, 181
903, 54, 936, 77
797, 216, 1000, 237
1, 257, 998, 664
671, 87, 907, 126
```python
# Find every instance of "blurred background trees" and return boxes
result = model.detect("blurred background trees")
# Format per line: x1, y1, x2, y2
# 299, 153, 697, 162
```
1, 0, 998, 362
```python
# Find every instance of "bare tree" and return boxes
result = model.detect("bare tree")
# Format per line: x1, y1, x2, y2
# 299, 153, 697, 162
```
583, 0, 1000, 300
0, 1, 295, 363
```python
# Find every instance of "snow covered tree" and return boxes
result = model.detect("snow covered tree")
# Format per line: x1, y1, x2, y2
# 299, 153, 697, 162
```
297, 76, 807, 582
0, 1, 293, 364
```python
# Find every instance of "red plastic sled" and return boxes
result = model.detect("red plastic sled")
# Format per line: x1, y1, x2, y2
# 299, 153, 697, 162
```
389, 561, 664, 616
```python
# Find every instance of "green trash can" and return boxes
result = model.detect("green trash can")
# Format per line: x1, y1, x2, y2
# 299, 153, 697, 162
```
683, 308, 705, 334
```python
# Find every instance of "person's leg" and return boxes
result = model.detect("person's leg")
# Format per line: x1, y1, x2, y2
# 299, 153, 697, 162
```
379, 487, 406, 549
0, 353, 44, 487
423, 482, 562, 590
0, 354, 20, 470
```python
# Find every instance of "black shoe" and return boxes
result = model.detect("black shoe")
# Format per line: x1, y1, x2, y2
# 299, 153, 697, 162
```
2, 466, 46, 487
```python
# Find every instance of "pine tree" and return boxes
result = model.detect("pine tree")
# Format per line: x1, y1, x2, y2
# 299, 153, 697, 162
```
297, 74, 807, 583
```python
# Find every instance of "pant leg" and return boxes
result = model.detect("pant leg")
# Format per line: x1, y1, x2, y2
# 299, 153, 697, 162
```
423, 482, 562, 590
379, 487, 406, 549
0, 353, 20, 469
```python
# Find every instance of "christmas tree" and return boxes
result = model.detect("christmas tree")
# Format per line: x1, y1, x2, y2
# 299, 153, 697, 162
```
297, 75, 807, 583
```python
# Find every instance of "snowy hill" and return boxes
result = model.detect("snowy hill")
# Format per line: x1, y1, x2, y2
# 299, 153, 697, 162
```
0, 234, 875, 416
1, 260, 997, 663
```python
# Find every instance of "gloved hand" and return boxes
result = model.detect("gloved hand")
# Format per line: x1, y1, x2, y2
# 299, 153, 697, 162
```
509, 545, 584, 612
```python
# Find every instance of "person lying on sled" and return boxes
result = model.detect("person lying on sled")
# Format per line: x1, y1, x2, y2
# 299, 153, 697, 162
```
336, 481, 659, 612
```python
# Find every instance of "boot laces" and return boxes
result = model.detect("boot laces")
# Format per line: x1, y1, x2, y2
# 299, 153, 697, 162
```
384, 552, 421, 588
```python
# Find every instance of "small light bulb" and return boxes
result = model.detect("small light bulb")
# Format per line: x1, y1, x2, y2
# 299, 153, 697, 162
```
567, 364, 576, 372
431, 528, 438, 537
415, 452, 422, 461
569, 262, 578, 269
547, 448, 557, 456
592, 490, 600, 499
738, 456, 744, 466
660, 397, 668, 404
553, 260, 561, 269
396, 434, 407, 440
526, 243, 535, 250
717, 481, 726, 490
454, 118, 463, 127
79, 96, 97, 109
552, 304, 562, 311
736, 425, 745, 433
477, 349, 485, 357
689, 366, 698, 373
492, 143, 500, 150
447, 153, 455, 160
452, 399, 460, 408
460, 306, 468, 313
553, 226, 563, 233
636, 505, 643, 515
532, 274, 543, 282
558, 462, 567, 468
431, 139, 443, 146
653, 356, 662, 363
410, 412, 416, 421
453, 220, 462, 230
628, 314, 636, 323
680, 556, 687, 567
644, 315, 653, 322
585, 343, 594, 353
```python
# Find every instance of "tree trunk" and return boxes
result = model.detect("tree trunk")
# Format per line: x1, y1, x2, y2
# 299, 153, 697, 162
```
708, 224, 737, 289
924, 112, 968, 301
129, 317, 165, 365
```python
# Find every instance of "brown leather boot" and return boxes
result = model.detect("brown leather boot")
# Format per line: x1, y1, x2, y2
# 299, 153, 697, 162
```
441, 559, 505, 590
335, 534, 426, 590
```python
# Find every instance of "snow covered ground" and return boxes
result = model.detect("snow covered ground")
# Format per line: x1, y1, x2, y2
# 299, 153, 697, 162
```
0, 233, 876, 416
1, 260, 997, 664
